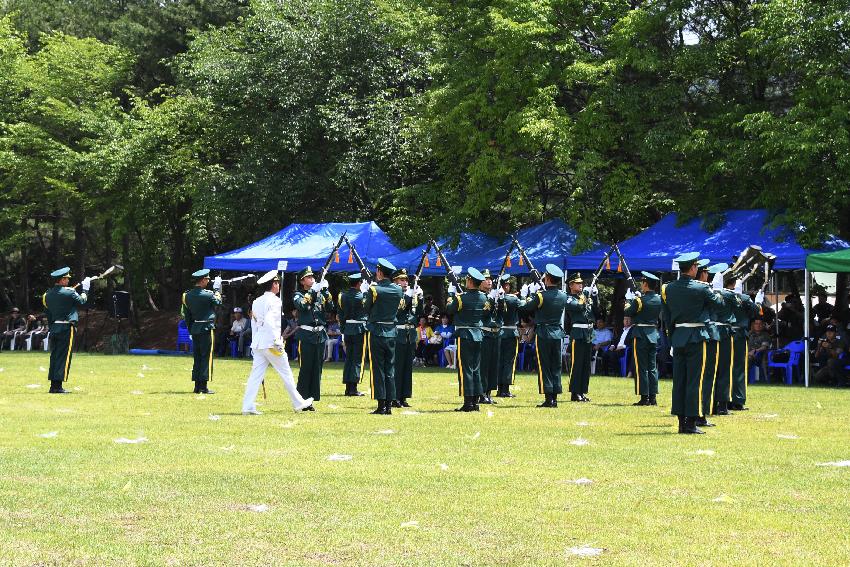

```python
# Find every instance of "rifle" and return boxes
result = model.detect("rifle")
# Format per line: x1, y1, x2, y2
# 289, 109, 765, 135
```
588, 246, 616, 290
429, 239, 461, 287
511, 237, 543, 285
73, 264, 123, 289
341, 235, 373, 281
411, 241, 434, 290
318, 232, 348, 283
496, 239, 516, 282
612, 244, 638, 292
221, 274, 257, 285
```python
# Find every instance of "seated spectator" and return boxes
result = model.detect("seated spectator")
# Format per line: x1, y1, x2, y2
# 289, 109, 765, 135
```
519, 316, 537, 371
14, 314, 38, 350
422, 295, 441, 328
812, 293, 833, 326
282, 308, 299, 355
324, 313, 342, 362
601, 316, 634, 376
434, 314, 456, 368
220, 307, 250, 356
813, 324, 848, 386
2, 307, 26, 350
748, 319, 772, 381
590, 318, 613, 372
777, 294, 804, 345
414, 317, 437, 366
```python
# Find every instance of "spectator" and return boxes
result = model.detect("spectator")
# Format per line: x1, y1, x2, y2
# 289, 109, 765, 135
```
282, 308, 299, 355
324, 313, 342, 362
813, 324, 848, 386
434, 314, 456, 368
748, 319, 772, 381
590, 318, 613, 375
812, 293, 833, 325
422, 295, 441, 328
414, 317, 436, 366
777, 294, 804, 345
519, 316, 536, 371
14, 314, 38, 350
222, 307, 250, 356
2, 307, 25, 350
601, 316, 634, 376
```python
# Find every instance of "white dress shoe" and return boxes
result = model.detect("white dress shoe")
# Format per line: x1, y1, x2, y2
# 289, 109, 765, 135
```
242, 409, 262, 415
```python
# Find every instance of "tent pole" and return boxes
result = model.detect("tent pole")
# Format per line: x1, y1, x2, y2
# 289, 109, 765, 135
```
804, 268, 811, 388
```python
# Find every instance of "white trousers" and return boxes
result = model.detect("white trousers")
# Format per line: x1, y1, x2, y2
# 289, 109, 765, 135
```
242, 348, 310, 412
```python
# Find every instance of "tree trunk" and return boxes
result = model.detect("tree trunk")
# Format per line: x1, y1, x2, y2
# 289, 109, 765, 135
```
52, 208, 61, 265
74, 214, 86, 286
19, 218, 30, 312
104, 219, 114, 303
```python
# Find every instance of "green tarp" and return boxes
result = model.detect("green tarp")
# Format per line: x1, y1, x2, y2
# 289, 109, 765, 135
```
806, 248, 850, 272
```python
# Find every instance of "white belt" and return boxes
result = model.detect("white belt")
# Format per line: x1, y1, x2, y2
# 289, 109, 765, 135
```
572, 324, 592, 329
52, 320, 71, 324
715, 323, 731, 327
194, 320, 213, 324
346, 319, 366, 324
635, 324, 656, 327
676, 323, 705, 328
397, 324, 414, 329
371, 321, 396, 325
482, 327, 498, 332
501, 326, 517, 330
300, 325, 325, 332
454, 326, 477, 330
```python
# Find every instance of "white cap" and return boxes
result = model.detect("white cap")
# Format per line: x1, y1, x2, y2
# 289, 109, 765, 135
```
257, 269, 280, 285
233, 307, 243, 313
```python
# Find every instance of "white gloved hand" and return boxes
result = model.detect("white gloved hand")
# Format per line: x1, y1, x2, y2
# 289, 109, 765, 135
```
498, 288, 505, 298
359, 281, 370, 294
414, 285, 424, 298
81, 277, 91, 292
405, 288, 415, 298
734, 280, 743, 294
669, 347, 674, 357
447, 284, 457, 295
625, 289, 635, 301
634, 291, 642, 298
529, 283, 538, 294
488, 289, 499, 301
711, 271, 723, 290
755, 290, 765, 304
520, 284, 529, 298
213, 276, 223, 291
589, 285, 598, 296
320, 279, 329, 290
273, 337, 284, 350
310, 282, 322, 293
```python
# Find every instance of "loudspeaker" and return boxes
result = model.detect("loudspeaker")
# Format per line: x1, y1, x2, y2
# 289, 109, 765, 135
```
111, 291, 130, 319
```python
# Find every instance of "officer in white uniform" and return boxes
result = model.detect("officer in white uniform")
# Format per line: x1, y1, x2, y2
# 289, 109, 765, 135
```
242, 269, 314, 415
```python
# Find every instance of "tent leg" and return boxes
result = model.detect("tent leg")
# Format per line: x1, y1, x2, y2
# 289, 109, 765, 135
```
804, 269, 810, 388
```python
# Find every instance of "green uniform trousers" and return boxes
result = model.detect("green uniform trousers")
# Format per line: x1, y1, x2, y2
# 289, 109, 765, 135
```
671, 341, 709, 417
568, 339, 591, 395
342, 334, 365, 385
713, 336, 733, 405
191, 330, 214, 383
394, 339, 414, 399
481, 335, 500, 392
701, 340, 718, 417
456, 338, 483, 397
498, 337, 520, 386
731, 334, 748, 405
537, 336, 564, 395
297, 340, 324, 401
48, 327, 75, 383
367, 333, 396, 401
632, 336, 659, 397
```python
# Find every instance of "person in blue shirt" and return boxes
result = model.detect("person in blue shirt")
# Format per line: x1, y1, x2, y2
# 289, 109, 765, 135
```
434, 314, 456, 368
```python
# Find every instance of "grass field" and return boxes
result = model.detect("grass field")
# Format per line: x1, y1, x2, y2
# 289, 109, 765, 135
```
1, 352, 848, 566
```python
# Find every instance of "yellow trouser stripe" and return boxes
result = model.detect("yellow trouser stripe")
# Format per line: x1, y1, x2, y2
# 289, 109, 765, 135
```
698, 341, 707, 416
710, 342, 719, 414
535, 335, 543, 394
358, 333, 368, 383
367, 333, 375, 397
633, 337, 640, 395
744, 342, 749, 398
208, 329, 214, 382
569, 339, 576, 382
729, 336, 734, 399
457, 338, 464, 396
63, 327, 75, 382
511, 338, 519, 385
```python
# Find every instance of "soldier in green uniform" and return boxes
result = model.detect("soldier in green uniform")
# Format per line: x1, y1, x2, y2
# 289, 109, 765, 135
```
392, 269, 421, 408
338, 273, 368, 396
445, 268, 487, 412
694, 259, 718, 427
661, 252, 725, 434
181, 268, 222, 394
479, 269, 500, 405
363, 258, 404, 414
496, 275, 522, 398
706, 263, 739, 418
730, 282, 764, 411
42, 267, 89, 393
293, 266, 333, 408
564, 273, 597, 402
624, 271, 663, 406
520, 264, 571, 407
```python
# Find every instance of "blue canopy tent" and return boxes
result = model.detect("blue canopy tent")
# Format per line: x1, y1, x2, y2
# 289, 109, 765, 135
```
204, 222, 401, 272
383, 232, 502, 276
569, 209, 848, 272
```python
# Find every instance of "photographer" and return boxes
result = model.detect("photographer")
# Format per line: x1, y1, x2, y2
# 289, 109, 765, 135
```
813, 325, 848, 386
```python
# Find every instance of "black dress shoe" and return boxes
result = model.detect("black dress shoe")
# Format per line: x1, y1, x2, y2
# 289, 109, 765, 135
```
200, 389, 215, 395
390, 400, 402, 408
303, 405, 315, 411
695, 417, 716, 427
680, 417, 705, 434
49, 388, 71, 394
570, 393, 581, 402
728, 403, 749, 411
400, 400, 411, 408
345, 391, 365, 397
538, 394, 555, 408
499, 391, 516, 398
649, 396, 658, 405
580, 395, 591, 402
633, 396, 650, 406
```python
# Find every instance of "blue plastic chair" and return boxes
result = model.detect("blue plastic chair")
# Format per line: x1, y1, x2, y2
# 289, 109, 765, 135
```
767, 340, 806, 385
518, 342, 537, 371
177, 320, 193, 353
332, 335, 345, 361
618, 346, 631, 377
228, 337, 239, 357
438, 338, 452, 367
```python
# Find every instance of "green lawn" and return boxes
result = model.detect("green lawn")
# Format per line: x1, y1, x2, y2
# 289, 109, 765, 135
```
0, 352, 848, 566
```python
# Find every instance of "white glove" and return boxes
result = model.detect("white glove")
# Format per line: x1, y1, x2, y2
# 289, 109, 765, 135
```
213, 276, 222, 291
634, 291, 641, 298
273, 337, 284, 350
520, 284, 529, 298
669, 347, 674, 357
498, 288, 505, 298
81, 277, 91, 292
589, 285, 598, 296
310, 282, 322, 293
320, 279, 329, 290
414, 285, 424, 298
359, 281, 370, 294
447, 284, 457, 295
711, 271, 723, 290
734, 280, 743, 294
405, 288, 415, 298
755, 290, 765, 304
625, 289, 635, 301
488, 289, 498, 300
528, 283, 538, 294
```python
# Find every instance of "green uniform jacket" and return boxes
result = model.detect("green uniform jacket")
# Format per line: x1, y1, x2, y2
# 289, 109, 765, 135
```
181, 287, 222, 334
623, 291, 662, 343
364, 280, 404, 337
395, 295, 421, 343
499, 294, 522, 338
482, 295, 499, 337
714, 289, 740, 339
294, 289, 332, 344
338, 289, 367, 335
661, 276, 724, 347
445, 290, 486, 341
520, 287, 569, 340
564, 291, 594, 342
732, 294, 761, 338
43, 286, 87, 333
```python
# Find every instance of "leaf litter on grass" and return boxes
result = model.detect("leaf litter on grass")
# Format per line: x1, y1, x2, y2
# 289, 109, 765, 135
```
567, 544, 605, 557
115, 436, 148, 444
327, 454, 353, 461
570, 438, 590, 446
817, 460, 850, 467
38, 431, 58, 438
